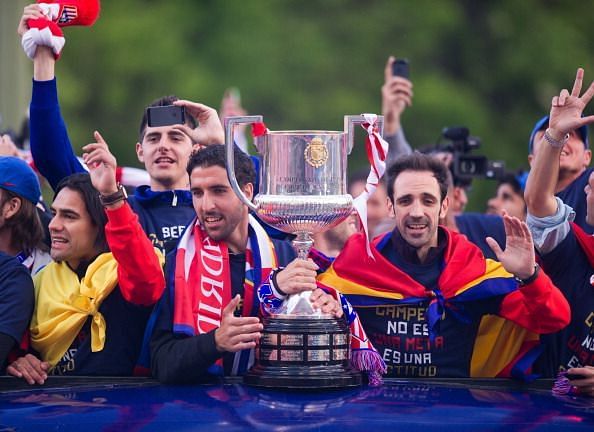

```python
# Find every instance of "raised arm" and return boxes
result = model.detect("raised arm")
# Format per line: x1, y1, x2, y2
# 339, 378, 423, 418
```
18, 4, 85, 190
525, 68, 594, 217
84, 132, 165, 306
486, 213, 570, 333
382, 56, 413, 164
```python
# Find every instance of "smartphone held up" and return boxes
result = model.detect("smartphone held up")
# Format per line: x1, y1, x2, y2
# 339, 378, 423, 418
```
146, 105, 186, 128
391, 58, 410, 79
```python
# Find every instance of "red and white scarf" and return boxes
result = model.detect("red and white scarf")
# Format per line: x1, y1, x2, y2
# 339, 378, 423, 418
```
352, 113, 390, 256
173, 214, 277, 375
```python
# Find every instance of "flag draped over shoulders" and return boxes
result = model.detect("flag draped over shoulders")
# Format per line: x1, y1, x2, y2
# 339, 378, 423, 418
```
319, 230, 516, 311
31, 254, 119, 368
318, 229, 542, 378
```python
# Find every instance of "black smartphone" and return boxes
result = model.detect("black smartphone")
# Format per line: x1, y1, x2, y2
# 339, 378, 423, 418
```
392, 58, 410, 79
146, 105, 186, 128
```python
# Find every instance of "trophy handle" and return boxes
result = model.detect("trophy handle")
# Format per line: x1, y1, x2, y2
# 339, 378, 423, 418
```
344, 114, 385, 154
225, 115, 263, 213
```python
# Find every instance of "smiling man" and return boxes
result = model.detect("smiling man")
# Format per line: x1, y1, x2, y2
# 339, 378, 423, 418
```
149, 145, 343, 383
318, 152, 570, 379
528, 115, 592, 233
7, 133, 165, 384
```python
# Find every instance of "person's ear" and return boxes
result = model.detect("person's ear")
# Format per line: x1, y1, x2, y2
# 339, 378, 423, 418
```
439, 196, 449, 219
387, 198, 395, 217
136, 142, 144, 164
583, 149, 592, 167
2, 197, 22, 220
242, 183, 254, 202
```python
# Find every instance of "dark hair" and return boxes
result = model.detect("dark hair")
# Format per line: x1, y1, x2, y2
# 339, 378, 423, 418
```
0, 189, 47, 255
54, 173, 109, 253
187, 144, 255, 188
386, 152, 449, 204
138, 95, 198, 141
498, 172, 523, 196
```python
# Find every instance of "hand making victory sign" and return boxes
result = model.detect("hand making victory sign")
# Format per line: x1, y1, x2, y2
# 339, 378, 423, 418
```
547, 68, 594, 142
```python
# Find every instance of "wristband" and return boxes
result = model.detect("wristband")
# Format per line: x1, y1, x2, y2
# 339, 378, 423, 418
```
515, 264, 540, 286
99, 184, 127, 206
544, 128, 569, 148
271, 268, 287, 296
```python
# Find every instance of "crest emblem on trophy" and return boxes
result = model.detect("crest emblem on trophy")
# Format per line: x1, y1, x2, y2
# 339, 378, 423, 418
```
304, 137, 329, 168
225, 114, 383, 388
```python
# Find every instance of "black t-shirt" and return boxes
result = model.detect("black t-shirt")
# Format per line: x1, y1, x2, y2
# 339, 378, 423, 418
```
557, 167, 594, 235
370, 235, 504, 378
533, 228, 594, 376
150, 238, 296, 383
51, 285, 152, 376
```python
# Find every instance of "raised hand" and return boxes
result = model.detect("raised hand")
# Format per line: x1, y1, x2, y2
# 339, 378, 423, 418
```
172, 100, 225, 148
382, 56, 413, 135
82, 131, 118, 196
486, 211, 536, 280
17, 4, 46, 37
548, 68, 594, 140
6, 353, 51, 385
214, 295, 263, 353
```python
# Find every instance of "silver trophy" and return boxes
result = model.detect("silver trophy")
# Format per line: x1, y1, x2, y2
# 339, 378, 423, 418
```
225, 115, 383, 388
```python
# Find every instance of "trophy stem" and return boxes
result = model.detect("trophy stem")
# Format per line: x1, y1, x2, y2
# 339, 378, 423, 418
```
292, 232, 313, 260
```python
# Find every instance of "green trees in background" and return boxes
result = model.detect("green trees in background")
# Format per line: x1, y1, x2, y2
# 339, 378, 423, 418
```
14, 0, 594, 210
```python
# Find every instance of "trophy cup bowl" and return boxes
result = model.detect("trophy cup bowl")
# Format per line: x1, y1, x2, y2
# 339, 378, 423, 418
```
225, 116, 383, 388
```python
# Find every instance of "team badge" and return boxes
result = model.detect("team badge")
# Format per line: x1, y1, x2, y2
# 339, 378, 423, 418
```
58, 5, 78, 25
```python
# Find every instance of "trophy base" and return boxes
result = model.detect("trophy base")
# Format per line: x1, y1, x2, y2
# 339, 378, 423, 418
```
243, 315, 362, 389
244, 364, 362, 389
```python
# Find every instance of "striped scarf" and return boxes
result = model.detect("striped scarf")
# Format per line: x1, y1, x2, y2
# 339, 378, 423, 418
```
173, 214, 277, 375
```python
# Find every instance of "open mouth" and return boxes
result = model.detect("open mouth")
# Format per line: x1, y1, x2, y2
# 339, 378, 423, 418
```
406, 223, 428, 233
204, 215, 224, 226
155, 157, 175, 165
51, 236, 68, 249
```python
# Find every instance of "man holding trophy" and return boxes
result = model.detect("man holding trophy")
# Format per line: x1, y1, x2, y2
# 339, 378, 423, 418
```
149, 145, 343, 383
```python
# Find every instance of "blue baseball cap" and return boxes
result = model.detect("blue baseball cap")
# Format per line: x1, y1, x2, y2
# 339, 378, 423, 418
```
0, 157, 41, 204
528, 115, 589, 154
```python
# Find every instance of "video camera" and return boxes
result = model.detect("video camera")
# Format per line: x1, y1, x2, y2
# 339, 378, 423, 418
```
439, 126, 504, 182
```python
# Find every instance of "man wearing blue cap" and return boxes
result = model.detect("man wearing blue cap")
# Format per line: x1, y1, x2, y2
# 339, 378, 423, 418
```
0, 157, 50, 274
528, 114, 592, 233
525, 68, 594, 396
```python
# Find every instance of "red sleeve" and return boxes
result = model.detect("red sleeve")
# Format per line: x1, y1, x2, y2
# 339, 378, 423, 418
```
498, 270, 570, 334
571, 222, 594, 267
105, 203, 165, 306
